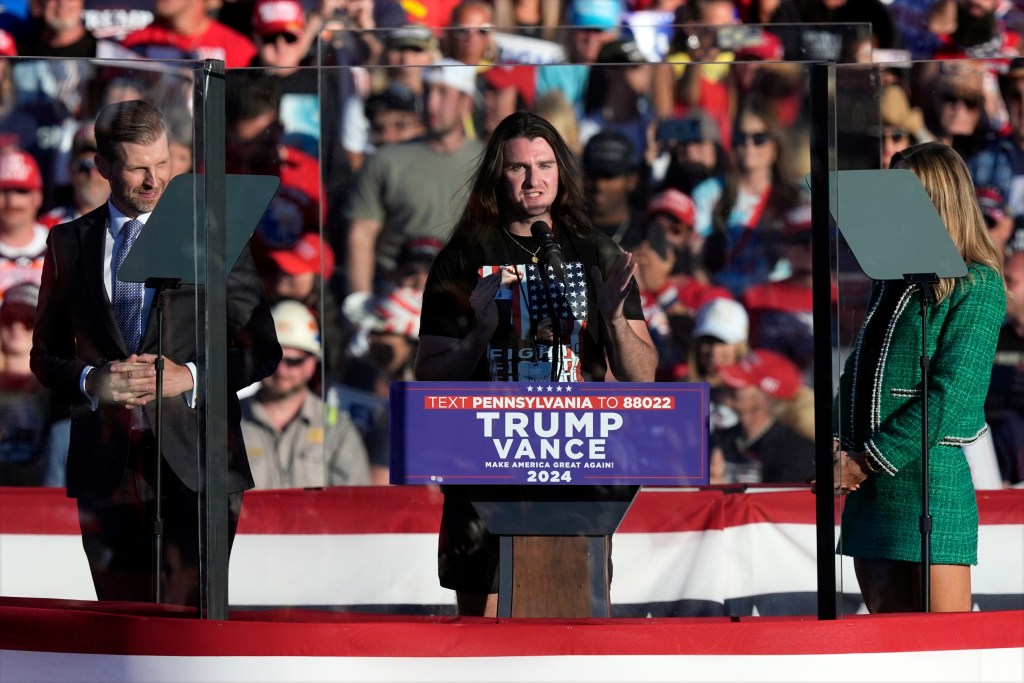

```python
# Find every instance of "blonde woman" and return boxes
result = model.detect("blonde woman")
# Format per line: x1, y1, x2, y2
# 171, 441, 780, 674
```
534, 90, 581, 157
833, 142, 1006, 613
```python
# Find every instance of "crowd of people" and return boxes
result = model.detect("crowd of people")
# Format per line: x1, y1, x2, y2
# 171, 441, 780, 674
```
0, 0, 1020, 498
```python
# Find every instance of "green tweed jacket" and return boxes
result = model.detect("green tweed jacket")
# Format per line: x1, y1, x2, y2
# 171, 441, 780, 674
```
833, 263, 1005, 564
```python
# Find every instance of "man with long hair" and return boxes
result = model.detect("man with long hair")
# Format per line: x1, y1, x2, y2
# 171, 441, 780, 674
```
415, 111, 657, 617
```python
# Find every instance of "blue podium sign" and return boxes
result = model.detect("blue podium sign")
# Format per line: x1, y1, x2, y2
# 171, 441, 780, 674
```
390, 382, 709, 486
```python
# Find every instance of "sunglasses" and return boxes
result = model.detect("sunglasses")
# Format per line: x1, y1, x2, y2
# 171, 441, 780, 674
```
280, 354, 313, 367
941, 93, 981, 110
883, 128, 908, 143
263, 32, 298, 45
451, 25, 491, 39
0, 310, 34, 327
733, 131, 770, 147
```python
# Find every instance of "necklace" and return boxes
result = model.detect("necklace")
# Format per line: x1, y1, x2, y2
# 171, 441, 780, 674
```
503, 229, 540, 263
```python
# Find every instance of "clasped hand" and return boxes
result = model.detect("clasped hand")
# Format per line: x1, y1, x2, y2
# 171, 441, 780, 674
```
809, 442, 870, 495
833, 450, 869, 493
88, 354, 194, 408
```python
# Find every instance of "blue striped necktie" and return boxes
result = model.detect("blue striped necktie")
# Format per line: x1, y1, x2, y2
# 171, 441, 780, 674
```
113, 219, 144, 353
112, 219, 145, 428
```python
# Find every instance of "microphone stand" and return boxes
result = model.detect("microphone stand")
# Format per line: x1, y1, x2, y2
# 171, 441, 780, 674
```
145, 276, 181, 604
903, 272, 938, 613
536, 263, 563, 381
531, 222, 566, 382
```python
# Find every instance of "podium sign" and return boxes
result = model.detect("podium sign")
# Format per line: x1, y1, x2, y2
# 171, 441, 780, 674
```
390, 381, 709, 486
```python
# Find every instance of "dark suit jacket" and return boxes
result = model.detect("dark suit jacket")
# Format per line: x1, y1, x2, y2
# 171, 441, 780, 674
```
31, 204, 282, 499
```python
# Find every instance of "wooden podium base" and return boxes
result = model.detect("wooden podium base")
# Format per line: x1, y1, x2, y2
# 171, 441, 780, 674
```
471, 486, 637, 619
502, 535, 612, 618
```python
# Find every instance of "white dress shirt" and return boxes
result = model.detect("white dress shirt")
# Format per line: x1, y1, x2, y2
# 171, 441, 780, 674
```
80, 201, 197, 414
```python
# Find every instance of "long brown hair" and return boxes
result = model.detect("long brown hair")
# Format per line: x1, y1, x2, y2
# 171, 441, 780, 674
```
712, 107, 797, 235
448, 111, 592, 244
890, 141, 1005, 302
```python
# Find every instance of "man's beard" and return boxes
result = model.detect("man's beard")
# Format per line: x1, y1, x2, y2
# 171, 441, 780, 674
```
954, 6, 998, 49
47, 17, 81, 33
76, 181, 109, 211
259, 382, 304, 401
117, 185, 162, 215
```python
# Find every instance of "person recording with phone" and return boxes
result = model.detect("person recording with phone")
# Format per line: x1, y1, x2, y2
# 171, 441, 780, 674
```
414, 111, 657, 617
652, 113, 726, 195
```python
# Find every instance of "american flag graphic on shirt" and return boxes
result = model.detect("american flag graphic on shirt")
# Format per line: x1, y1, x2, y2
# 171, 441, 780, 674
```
479, 262, 589, 382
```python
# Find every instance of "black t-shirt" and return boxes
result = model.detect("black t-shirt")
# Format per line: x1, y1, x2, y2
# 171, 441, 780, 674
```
716, 420, 815, 484
16, 32, 99, 58
420, 226, 645, 382
592, 208, 646, 251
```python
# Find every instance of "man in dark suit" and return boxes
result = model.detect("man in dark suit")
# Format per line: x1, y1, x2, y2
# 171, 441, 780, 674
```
30, 100, 281, 606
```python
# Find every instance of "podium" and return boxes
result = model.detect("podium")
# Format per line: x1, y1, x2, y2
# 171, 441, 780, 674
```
469, 484, 637, 617
390, 381, 709, 617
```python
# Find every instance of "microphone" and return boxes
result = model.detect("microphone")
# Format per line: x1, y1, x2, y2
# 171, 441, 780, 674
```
530, 220, 565, 376
530, 221, 565, 282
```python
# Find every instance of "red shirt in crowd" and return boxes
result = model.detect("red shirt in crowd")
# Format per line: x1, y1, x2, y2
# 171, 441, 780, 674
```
121, 18, 256, 68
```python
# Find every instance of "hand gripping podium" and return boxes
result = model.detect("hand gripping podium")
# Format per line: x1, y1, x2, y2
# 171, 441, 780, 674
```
390, 381, 710, 618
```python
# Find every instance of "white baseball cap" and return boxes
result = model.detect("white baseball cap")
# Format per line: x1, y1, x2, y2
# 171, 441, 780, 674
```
693, 298, 748, 344
423, 58, 477, 96
271, 300, 322, 357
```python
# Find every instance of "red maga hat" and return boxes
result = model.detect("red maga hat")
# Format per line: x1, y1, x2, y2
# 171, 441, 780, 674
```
481, 65, 537, 108
719, 349, 802, 399
646, 189, 696, 227
0, 150, 43, 192
252, 0, 305, 37
267, 233, 335, 278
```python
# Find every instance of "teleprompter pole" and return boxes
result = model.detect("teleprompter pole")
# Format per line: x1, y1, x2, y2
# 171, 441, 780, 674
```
904, 272, 939, 613
146, 277, 181, 604
810, 62, 837, 621
199, 59, 230, 620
